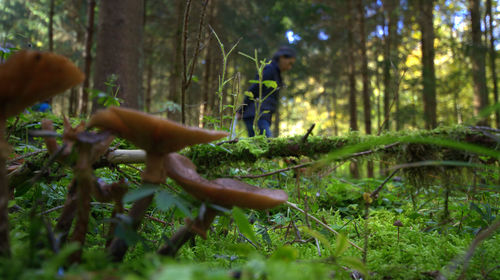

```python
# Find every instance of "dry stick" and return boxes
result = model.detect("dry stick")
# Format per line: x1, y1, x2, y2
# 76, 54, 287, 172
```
301, 124, 316, 143
181, 0, 209, 124
234, 143, 399, 180
456, 218, 500, 280
7, 149, 46, 165
286, 201, 364, 252
234, 161, 314, 179
362, 168, 400, 263
377, 68, 407, 135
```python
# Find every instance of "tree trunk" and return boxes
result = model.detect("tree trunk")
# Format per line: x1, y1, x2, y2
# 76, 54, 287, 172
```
81, 0, 96, 116
418, 0, 437, 129
382, 0, 394, 131
486, 0, 499, 128
200, 0, 216, 127
47, 0, 55, 106
357, 0, 373, 177
347, 1, 359, 178
347, 2, 358, 132
92, 0, 144, 112
169, 0, 184, 121
469, 0, 490, 125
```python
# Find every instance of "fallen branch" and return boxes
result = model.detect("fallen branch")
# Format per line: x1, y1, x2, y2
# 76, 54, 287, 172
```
234, 161, 314, 179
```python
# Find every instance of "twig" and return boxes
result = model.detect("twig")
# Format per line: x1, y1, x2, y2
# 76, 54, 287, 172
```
216, 138, 239, 146
239, 232, 259, 249
456, 218, 500, 279
234, 161, 314, 179
301, 124, 316, 143
370, 169, 399, 199
7, 149, 46, 164
286, 201, 364, 252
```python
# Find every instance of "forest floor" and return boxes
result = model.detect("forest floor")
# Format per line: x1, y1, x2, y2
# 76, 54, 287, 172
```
1, 113, 499, 280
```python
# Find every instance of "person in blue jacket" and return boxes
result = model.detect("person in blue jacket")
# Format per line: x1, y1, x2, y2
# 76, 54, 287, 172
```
237, 46, 296, 137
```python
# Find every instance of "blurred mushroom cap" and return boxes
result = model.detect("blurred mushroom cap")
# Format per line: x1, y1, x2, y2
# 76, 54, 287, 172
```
0, 50, 84, 118
88, 107, 228, 154
164, 153, 288, 210
393, 220, 403, 227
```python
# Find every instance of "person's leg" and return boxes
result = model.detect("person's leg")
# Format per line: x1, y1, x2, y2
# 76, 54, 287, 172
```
243, 118, 255, 137
257, 119, 272, 137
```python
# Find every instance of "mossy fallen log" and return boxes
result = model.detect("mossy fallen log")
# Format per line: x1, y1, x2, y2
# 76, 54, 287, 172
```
185, 126, 499, 168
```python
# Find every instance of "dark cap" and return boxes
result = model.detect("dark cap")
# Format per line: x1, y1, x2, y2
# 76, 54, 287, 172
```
272, 46, 296, 61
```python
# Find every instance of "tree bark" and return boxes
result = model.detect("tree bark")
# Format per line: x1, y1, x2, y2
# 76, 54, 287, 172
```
92, 0, 144, 112
469, 0, 490, 125
47, 0, 55, 106
347, 1, 358, 132
168, 0, 184, 121
357, 0, 373, 177
418, 0, 437, 129
382, 0, 396, 131
486, 0, 499, 128
81, 0, 96, 116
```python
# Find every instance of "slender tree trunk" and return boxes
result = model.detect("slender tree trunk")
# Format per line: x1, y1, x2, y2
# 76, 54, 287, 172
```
347, 1, 359, 178
418, 0, 437, 129
200, 0, 216, 127
93, 0, 144, 112
169, 0, 184, 121
0, 114, 10, 257
48, 0, 54, 52
145, 60, 153, 112
486, 0, 499, 128
347, 3, 358, 132
81, 0, 96, 116
469, 0, 490, 125
357, 0, 373, 177
47, 0, 55, 106
382, 1, 394, 131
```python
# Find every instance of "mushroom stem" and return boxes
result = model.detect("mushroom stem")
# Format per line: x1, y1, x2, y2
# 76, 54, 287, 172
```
69, 142, 94, 263
0, 116, 10, 257
142, 153, 167, 184
158, 207, 217, 257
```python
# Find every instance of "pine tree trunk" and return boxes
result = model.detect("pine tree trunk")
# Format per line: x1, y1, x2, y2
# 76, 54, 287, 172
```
347, 2, 358, 132
169, 0, 184, 121
486, 0, 499, 128
93, 0, 144, 112
418, 0, 437, 129
357, 0, 373, 177
469, 0, 490, 125
81, 0, 96, 116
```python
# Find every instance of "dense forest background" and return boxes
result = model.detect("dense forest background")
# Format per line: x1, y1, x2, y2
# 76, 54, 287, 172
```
1, 0, 499, 136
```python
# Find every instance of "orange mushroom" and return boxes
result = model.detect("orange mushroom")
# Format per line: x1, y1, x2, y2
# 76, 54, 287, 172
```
0, 50, 84, 118
0, 51, 83, 256
88, 106, 228, 261
88, 106, 228, 183
158, 153, 288, 256
164, 153, 288, 210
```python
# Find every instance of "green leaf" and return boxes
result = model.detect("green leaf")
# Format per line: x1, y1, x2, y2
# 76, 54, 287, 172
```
334, 233, 349, 257
233, 207, 258, 245
249, 79, 259, 84
302, 227, 332, 253
244, 91, 254, 99
123, 185, 158, 204
155, 191, 192, 218
262, 80, 278, 89
270, 245, 299, 262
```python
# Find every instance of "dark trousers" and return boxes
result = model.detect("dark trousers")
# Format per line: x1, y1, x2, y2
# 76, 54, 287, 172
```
243, 118, 272, 137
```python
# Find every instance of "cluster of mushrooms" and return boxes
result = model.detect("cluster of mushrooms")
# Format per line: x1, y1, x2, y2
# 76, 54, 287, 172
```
0, 51, 288, 262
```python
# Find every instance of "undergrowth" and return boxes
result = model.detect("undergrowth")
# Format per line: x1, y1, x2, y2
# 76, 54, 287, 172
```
1, 113, 499, 279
